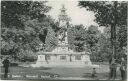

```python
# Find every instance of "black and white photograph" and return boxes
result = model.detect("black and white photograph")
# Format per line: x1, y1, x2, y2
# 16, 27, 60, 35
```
0, 0, 127, 80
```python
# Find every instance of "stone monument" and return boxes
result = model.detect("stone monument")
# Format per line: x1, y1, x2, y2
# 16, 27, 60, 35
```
31, 5, 99, 68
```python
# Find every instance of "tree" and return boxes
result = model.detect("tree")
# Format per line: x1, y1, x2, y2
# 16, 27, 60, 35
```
86, 25, 100, 47
79, 1, 127, 60
68, 24, 86, 52
98, 33, 112, 61
1, 1, 52, 60
45, 26, 58, 52
1, 1, 51, 29
85, 25, 102, 61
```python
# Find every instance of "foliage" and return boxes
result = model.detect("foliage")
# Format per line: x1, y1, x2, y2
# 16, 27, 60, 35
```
45, 27, 58, 52
68, 24, 86, 52
85, 25, 103, 61
85, 25, 100, 47
1, 1, 52, 60
1, 1, 51, 29
79, 1, 127, 27
116, 25, 127, 48
102, 26, 127, 61
79, 1, 127, 61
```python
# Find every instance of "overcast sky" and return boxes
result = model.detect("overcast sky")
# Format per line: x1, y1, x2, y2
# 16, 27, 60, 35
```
46, 0, 104, 32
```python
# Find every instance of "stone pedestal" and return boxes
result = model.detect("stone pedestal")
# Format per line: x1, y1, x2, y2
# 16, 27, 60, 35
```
30, 5, 99, 68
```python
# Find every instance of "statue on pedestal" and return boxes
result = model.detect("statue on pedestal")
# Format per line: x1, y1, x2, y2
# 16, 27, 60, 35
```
57, 5, 70, 46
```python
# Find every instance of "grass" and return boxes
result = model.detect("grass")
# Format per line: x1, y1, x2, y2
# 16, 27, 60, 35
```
0, 62, 122, 80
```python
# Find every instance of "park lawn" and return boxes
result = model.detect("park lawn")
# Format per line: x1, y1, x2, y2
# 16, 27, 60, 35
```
0, 63, 122, 80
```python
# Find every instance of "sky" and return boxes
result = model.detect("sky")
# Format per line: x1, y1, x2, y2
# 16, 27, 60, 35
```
46, 0, 104, 32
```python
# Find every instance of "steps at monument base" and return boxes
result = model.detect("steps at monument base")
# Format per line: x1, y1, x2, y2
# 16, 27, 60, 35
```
31, 62, 99, 68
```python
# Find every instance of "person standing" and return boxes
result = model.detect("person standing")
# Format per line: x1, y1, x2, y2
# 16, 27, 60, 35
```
120, 57, 126, 80
2, 57, 10, 78
109, 58, 117, 80
91, 68, 97, 78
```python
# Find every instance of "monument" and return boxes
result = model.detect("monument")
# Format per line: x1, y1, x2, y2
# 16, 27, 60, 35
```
31, 5, 98, 68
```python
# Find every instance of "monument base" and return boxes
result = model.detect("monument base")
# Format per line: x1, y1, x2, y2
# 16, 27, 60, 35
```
31, 45, 98, 68
31, 61, 99, 68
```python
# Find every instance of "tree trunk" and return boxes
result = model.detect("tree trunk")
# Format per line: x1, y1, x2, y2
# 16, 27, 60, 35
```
111, 24, 116, 59
110, 1, 118, 61
109, 2, 118, 79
